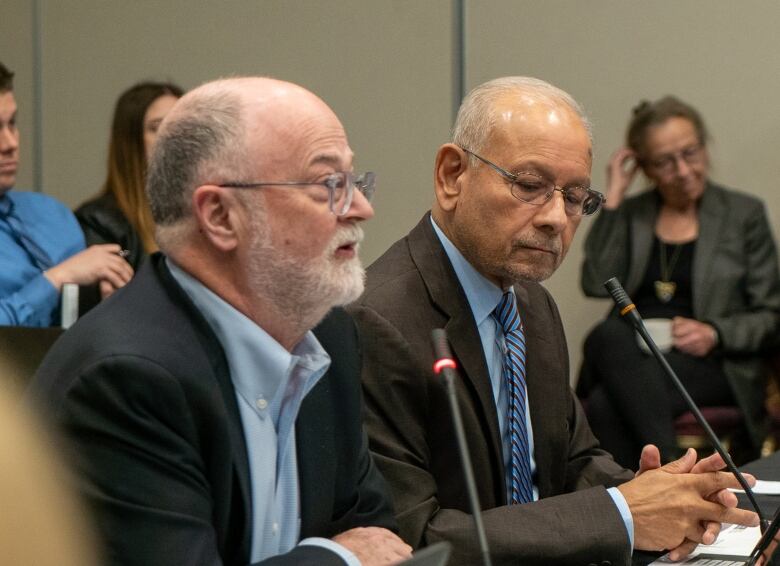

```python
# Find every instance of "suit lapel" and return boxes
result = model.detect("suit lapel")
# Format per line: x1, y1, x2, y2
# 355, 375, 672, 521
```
296, 378, 335, 535
513, 283, 569, 497
626, 191, 660, 293
407, 217, 506, 483
692, 184, 726, 317
515, 284, 550, 493
154, 255, 253, 556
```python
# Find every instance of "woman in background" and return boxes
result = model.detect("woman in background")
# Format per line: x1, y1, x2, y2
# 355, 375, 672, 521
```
579, 96, 780, 468
76, 81, 183, 271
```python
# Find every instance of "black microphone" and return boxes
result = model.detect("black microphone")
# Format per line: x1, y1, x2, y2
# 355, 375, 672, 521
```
431, 329, 493, 566
603, 277, 768, 532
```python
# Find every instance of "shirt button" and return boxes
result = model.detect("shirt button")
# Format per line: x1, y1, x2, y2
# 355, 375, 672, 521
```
272, 522, 279, 535
256, 397, 268, 410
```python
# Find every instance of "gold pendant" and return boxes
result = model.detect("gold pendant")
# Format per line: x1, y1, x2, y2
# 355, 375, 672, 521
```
654, 280, 676, 303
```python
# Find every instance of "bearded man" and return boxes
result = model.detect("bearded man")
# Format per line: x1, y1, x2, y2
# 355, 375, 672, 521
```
30, 77, 411, 566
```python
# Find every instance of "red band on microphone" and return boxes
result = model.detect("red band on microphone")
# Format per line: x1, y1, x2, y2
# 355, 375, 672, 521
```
433, 358, 457, 374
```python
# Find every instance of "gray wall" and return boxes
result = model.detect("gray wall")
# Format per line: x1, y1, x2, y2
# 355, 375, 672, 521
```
3, 1, 780, 382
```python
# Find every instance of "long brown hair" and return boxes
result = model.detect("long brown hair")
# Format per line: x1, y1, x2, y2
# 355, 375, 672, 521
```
102, 81, 183, 252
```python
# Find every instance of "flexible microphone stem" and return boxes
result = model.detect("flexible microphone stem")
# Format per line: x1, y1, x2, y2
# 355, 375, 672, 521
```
603, 277, 768, 532
431, 329, 493, 566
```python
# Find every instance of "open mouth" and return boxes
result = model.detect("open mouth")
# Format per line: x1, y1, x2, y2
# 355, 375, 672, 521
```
334, 242, 358, 257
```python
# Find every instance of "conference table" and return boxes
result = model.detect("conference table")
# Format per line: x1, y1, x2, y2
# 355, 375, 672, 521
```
633, 450, 780, 565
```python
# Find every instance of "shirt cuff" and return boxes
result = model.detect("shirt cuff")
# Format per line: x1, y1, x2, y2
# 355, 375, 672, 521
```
299, 537, 360, 566
607, 486, 634, 550
2, 272, 60, 326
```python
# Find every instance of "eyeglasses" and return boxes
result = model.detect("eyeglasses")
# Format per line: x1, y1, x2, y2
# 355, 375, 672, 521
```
217, 171, 376, 216
645, 144, 704, 174
461, 148, 605, 216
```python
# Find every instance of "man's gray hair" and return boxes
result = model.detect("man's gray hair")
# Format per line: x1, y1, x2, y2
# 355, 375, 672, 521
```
452, 76, 592, 157
146, 89, 247, 230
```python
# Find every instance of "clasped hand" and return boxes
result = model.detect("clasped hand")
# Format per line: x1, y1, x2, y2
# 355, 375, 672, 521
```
618, 445, 758, 561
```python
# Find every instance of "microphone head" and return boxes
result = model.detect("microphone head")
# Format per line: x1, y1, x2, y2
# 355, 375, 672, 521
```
604, 277, 632, 310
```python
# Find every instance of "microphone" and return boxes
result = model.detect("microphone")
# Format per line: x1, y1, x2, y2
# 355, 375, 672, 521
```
431, 329, 493, 566
603, 277, 768, 532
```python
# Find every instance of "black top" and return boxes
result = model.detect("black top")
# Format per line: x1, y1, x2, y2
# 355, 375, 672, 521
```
75, 192, 146, 271
634, 236, 696, 319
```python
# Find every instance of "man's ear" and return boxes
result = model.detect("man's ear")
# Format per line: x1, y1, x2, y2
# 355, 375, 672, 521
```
434, 143, 469, 212
191, 185, 241, 252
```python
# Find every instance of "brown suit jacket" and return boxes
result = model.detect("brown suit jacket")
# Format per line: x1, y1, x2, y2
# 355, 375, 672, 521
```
349, 214, 636, 566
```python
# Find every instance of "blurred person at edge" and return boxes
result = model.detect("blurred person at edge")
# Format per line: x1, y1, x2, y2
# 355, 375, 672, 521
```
0, 61, 132, 326
0, 381, 99, 566
579, 96, 780, 468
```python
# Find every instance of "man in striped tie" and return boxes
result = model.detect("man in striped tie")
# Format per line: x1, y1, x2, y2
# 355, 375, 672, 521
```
350, 76, 758, 565
0, 61, 133, 326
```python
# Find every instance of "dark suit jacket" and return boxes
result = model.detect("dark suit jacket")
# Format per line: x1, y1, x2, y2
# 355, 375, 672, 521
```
348, 215, 635, 566
581, 183, 780, 445
30, 253, 397, 566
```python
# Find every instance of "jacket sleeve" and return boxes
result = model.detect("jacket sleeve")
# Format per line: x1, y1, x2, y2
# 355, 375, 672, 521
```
581, 206, 634, 299
0, 272, 59, 326
708, 200, 780, 354
75, 203, 126, 248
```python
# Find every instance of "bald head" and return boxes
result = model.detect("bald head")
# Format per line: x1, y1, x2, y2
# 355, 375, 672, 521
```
452, 76, 591, 158
147, 77, 344, 250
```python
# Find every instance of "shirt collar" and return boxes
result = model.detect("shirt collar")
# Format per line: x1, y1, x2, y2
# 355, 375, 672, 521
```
430, 216, 508, 323
166, 258, 331, 422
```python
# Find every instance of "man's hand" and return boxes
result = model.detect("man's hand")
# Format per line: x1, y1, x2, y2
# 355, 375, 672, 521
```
618, 448, 759, 553
44, 244, 133, 295
332, 527, 413, 565
672, 317, 718, 357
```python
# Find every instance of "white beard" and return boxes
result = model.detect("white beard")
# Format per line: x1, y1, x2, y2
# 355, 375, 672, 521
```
246, 212, 365, 331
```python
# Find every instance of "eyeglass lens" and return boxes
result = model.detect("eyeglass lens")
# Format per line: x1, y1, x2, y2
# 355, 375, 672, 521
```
508, 173, 601, 216
329, 172, 376, 216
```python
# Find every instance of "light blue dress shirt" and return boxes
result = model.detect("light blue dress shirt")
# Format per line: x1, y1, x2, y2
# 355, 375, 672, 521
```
430, 218, 634, 547
169, 261, 360, 565
0, 189, 86, 326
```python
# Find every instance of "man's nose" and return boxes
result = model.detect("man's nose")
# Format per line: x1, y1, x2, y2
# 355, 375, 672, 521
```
0, 126, 18, 153
342, 187, 375, 222
673, 155, 692, 177
533, 190, 569, 233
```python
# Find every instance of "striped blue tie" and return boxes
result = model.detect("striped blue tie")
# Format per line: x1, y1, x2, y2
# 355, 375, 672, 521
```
494, 291, 533, 504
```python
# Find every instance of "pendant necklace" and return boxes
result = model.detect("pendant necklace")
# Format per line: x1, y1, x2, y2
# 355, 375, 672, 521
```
654, 241, 683, 303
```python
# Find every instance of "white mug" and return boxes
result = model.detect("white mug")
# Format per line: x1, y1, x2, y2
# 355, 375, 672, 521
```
636, 318, 673, 354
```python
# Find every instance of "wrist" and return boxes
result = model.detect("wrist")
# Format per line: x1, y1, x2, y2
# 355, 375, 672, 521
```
43, 266, 65, 292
